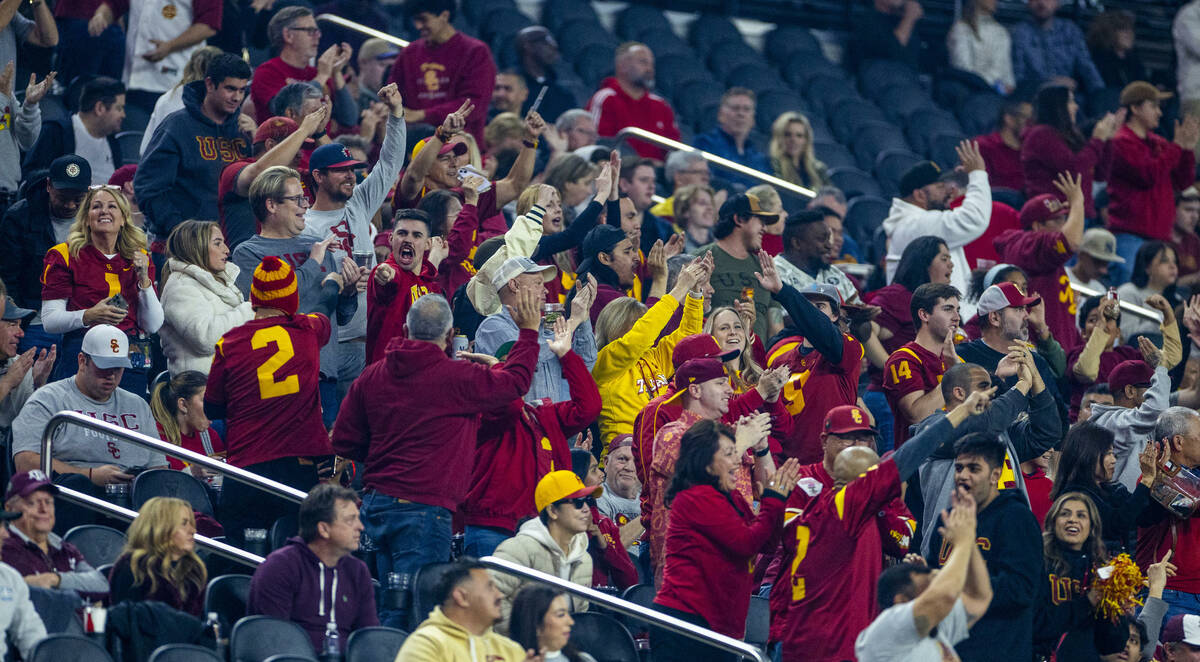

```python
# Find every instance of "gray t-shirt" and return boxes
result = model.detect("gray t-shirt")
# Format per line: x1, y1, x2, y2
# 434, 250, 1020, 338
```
596, 488, 640, 525
0, 15, 33, 83
855, 599, 970, 662
0, 357, 34, 433
11, 377, 166, 471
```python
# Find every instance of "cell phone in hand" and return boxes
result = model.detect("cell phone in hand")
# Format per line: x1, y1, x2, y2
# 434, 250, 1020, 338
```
529, 86, 548, 115
456, 165, 492, 193
125, 465, 148, 477
108, 293, 128, 310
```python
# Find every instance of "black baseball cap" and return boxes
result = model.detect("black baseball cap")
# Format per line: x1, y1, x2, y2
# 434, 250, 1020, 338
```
899, 161, 942, 197
718, 192, 782, 224
49, 155, 91, 191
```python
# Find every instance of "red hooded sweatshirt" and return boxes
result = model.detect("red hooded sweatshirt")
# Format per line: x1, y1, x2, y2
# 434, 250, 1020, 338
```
1107, 124, 1197, 241
462, 350, 601, 532
365, 256, 441, 365
331, 328, 539, 510
586, 77, 680, 160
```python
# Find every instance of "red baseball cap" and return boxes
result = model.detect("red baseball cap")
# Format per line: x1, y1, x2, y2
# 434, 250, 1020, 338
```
254, 116, 300, 145
976, 281, 1041, 316
5, 470, 57, 502
672, 334, 739, 369
1019, 193, 1069, 229
1107, 360, 1154, 395
410, 136, 469, 161
824, 405, 875, 435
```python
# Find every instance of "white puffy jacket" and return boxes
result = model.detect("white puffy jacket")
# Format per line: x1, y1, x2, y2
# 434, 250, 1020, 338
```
159, 258, 253, 375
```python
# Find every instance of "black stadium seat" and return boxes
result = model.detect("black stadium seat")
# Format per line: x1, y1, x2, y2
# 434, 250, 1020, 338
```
30, 634, 113, 662
930, 131, 968, 170
231, 616, 315, 662
844, 195, 892, 249
574, 43, 616, 86
723, 64, 783, 94
814, 141, 856, 171
150, 644, 223, 662
345, 626, 409, 662
616, 4, 671, 40
63, 525, 126, 567
707, 41, 764, 80
570, 612, 640, 662
205, 574, 252, 634
541, 0, 599, 32
755, 89, 809, 131
764, 25, 823, 65
480, 7, 533, 47
555, 19, 613, 60
874, 149, 924, 198
905, 108, 963, 157
852, 121, 910, 170
411, 562, 459, 630
746, 595, 770, 650
689, 14, 743, 52
877, 83, 937, 123
831, 101, 887, 145
829, 167, 884, 200
132, 469, 215, 517
957, 91, 1007, 136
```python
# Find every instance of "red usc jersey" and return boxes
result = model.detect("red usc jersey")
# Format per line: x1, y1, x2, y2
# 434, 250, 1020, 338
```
882, 341, 951, 447
41, 243, 156, 335
769, 461, 914, 644
778, 461, 903, 662
206, 313, 333, 467
767, 335, 864, 463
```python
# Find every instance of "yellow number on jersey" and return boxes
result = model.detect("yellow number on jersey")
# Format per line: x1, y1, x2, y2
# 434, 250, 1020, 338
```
888, 360, 913, 383
782, 370, 813, 416
251, 326, 300, 400
1058, 273, 1077, 315
791, 524, 811, 602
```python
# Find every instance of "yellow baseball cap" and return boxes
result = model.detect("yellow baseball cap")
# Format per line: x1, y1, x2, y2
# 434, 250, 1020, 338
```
534, 470, 602, 513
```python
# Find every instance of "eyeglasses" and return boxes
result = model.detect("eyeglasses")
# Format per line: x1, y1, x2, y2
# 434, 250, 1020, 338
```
287, 25, 321, 35
278, 194, 310, 208
679, 168, 711, 178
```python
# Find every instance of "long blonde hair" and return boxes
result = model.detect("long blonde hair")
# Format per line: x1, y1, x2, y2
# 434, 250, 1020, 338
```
769, 112, 827, 189
123, 498, 207, 603
149, 371, 208, 447
67, 187, 145, 259
161, 220, 224, 288
704, 307, 763, 391
173, 45, 224, 93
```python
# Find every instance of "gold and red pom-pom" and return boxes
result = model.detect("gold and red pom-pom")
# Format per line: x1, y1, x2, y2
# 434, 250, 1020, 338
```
1094, 554, 1146, 622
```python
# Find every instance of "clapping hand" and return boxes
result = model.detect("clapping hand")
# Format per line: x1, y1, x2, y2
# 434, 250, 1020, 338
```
764, 458, 801, 498
508, 284, 543, 331
755, 364, 792, 403
734, 412, 772, 454
753, 249, 782, 294
1138, 335, 1163, 368
1176, 115, 1200, 149
23, 70, 55, 106
646, 239, 667, 281
546, 315, 573, 358
1138, 440, 1165, 488
339, 256, 367, 294
592, 162, 614, 202
570, 274, 598, 327
428, 236, 449, 268
30, 345, 55, 388
1052, 171, 1084, 208
955, 140, 985, 172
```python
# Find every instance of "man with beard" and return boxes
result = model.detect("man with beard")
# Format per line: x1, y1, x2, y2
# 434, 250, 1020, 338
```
773, 208, 862, 305
366, 209, 448, 364
882, 283, 961, 448
957, 282, 1067, 426
587, 42, 680, 160
0, 156, 90, 357
302, 83, 405, 403
925, 434, 1042, 662
514, 26, 575, 123
488, 71, 528, 121
701, 193, 782, 340
883, 143, 991, 315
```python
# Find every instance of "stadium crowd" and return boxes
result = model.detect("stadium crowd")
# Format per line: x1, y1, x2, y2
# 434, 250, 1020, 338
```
6, 0, 1200, 660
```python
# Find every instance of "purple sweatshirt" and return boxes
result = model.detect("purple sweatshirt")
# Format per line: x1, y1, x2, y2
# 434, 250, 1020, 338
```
246, 537, 378, 653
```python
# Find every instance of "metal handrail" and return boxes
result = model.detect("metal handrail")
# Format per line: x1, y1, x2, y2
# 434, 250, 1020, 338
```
1070, 284, 1163, 323
36, 411, 313, 567
615, 127, 816, 200
480, 556, 768, 662
317, 14, 409, 48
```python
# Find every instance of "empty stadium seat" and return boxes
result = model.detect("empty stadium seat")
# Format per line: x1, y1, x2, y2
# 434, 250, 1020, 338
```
905, 108, 963, 157
814, 141, 857, 171
689, 14, 743, 52
930, 131, 968, 170
874, 149, 924, 198
722, 63, 783, 94
707, 41, 765, 80
858, 58, 919, 93
574, 42, 616, 86
755, 89, 809, 131
555, 19, 614, 60
852, 122, 910, 172
844, 195, 892, 249
655, 54, 710, 99
957, 91, 1006, 136
63, 525, 126, 567
877, 83, 937, 123
345, 626, 409, 662
805, 75, 858, 118
132, 469, 215, 517
149, 644, 223, 662
231, 616, 315, 662
115, 131, 143, 164
615, 4, 671, 41
541, 0, 599, 32
205, 574, 252, 633
764, 25, 823, 65
30, 634, 113, 662
831, 101, 888, 145
480, 7, 534, 47
461, 0, 515, 25
829, 167, 884, 200
570, 612, 640, 662
784, 54, 843, 92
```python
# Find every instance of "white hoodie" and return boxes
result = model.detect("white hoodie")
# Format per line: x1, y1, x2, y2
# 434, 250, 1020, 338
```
490, 517, 592, 632
159, 258, 253, 375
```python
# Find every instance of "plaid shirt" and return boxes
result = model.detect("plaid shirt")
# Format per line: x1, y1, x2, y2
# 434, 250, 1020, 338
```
1011, 18, 1104, 91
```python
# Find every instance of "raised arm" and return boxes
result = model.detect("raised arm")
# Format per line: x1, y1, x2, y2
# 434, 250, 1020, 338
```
235, 104, 329, 196
909, 491, 977, 638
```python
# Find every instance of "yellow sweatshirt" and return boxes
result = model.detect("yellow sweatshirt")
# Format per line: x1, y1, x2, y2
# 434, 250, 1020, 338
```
395, 606, 529, 662
593, 293, 704, 447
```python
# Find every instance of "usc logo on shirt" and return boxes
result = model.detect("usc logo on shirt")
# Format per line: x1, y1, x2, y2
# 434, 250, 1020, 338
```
1048, 573, 1084, 604
195, 136, 247, 163
937, 536, 993, 564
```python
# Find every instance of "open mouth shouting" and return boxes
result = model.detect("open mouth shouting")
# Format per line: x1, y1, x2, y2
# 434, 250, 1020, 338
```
396, 243, 417, 268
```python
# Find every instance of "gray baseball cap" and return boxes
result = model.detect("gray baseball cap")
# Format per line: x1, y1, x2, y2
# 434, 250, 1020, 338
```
1078, 228, 1125, 263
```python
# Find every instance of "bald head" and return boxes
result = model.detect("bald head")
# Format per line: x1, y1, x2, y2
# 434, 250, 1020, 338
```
833, 446, 880, 484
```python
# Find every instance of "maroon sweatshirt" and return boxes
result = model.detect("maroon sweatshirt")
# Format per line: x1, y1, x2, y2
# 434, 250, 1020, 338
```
365, 255, 440, 365
463, 350, 600, 532
1020, 125, 1110, 218
1107, 124, 1197, 241
331, 328, 539, 510
387, 32, 496, 145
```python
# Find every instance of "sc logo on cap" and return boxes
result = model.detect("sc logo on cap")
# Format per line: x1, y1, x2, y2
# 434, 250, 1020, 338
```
65, 163, 80, 178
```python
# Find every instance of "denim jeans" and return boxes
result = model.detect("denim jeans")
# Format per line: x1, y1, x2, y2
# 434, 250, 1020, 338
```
360, 493, 452, 629
463, 525, 512, 559
862, 389, 895, 453
1161, 588, 1200, 622
1111, 232, 1146, 287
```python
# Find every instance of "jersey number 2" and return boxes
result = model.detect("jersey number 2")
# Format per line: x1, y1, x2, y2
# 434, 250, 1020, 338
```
251, 327, 300, 400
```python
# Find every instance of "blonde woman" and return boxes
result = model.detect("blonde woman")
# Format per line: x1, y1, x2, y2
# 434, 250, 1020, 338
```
673, 185, 717, 253
140, 46, 224, 156
40, 186, 162, 391
704, 306, 763, 392
109, 497, 207, 616
159, 220, 253, 375
768, 112, 828, 189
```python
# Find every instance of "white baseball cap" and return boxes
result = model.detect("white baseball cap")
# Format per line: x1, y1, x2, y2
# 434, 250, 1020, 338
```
491, 256, 557, 291
81, 325, 131, 369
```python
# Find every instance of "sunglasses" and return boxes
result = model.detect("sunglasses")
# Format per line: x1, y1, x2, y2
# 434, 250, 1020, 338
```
556, 497, 591, 509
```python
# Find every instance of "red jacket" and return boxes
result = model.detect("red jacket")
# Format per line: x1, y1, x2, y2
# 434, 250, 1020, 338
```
462, 350, 600, 532
1020, 125, 1110, 218
631, 387, 791, 525
387, 32, 496, 145
366, 256, 440, 365
655, 486, 785, 638
437, 202, 480, 296
331, 329, 539, 510
590, 508, 639, 590
1107, 124, 1197, 241
251, 58, 317, 124
586, 77, 680, 160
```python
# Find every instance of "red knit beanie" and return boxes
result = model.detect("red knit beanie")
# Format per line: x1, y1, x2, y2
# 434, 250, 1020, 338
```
251, 256, 299, 315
